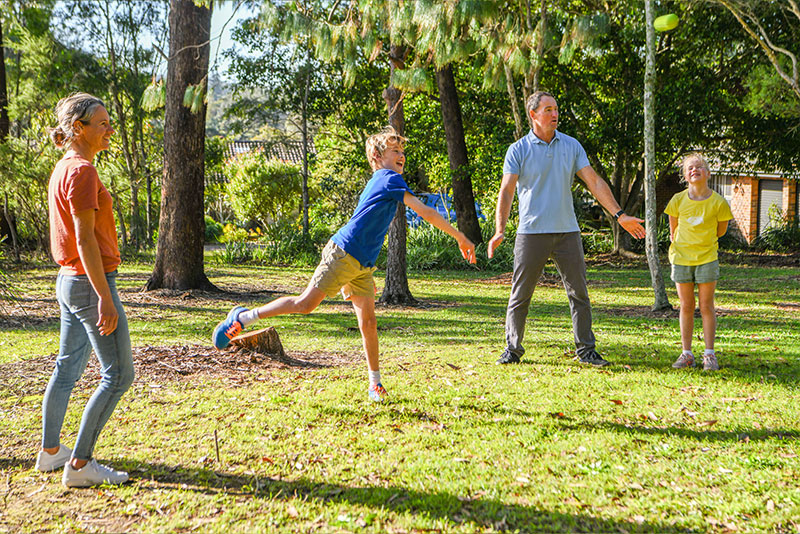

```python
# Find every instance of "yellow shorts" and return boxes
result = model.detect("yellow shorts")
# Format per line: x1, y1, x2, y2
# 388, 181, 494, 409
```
309, 241, 377, 300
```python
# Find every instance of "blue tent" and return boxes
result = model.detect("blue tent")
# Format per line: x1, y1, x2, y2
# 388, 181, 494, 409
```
406, 192, 485, 229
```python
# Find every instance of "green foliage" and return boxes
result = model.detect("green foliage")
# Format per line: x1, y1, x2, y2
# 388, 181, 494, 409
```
753, 215, 800, 253
183, 82, 207, 114
744, 64, 800, 119
224, 154, 302, 227
204, 215, 223, 243
141, 80, 166, 112
0, 243, 21, 315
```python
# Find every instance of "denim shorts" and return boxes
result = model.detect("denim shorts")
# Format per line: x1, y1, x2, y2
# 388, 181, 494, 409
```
671, 260, 720, 284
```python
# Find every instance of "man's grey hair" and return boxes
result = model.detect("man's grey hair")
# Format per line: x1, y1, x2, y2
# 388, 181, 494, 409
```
525, 91, 555, 115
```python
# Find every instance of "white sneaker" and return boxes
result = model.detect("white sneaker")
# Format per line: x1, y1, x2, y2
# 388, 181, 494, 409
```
35, 444, 72, 472
62, 459, 129, 488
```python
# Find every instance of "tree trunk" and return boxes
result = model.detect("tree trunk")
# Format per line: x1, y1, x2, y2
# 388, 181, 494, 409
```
0, 19, 9, 140
301, 68, 310, 235
531, 0, 547, 92
435, 64, 482, 245
504, 64, 524, 140
643, 0, 671, 310
379, 44, 415, 305
147, 0, 214, 291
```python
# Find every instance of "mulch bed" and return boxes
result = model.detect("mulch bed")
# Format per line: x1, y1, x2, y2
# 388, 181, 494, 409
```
0, 344, 361, 399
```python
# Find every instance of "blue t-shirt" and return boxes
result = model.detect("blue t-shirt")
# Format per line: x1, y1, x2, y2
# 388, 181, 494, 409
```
503, 130, 591, 234
331, 169, 412, 267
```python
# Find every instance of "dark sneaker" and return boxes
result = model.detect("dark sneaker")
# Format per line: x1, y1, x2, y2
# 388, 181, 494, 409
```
496, 350, 521, 365
576, 350, 611, 367
212, 306, 247, 349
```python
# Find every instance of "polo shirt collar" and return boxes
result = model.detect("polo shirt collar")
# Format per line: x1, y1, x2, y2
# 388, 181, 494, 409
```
528, 129, 561, 145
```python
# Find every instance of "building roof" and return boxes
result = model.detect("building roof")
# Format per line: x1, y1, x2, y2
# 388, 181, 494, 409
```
226, 139, 316, 165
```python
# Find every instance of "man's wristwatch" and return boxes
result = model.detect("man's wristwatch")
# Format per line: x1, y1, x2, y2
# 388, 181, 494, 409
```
613, 209, 625, 221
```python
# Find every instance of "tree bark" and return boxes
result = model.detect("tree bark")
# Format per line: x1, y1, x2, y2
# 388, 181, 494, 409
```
504, 64, 524, 140
379, 44, 415, 305
147, 0, 214, 291
643, 0, 671, 310
435, 65, 482, 245
0, 19, 9, 140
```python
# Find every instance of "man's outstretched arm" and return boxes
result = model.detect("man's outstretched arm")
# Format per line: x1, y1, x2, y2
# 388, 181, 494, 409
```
576, 166, 646, 239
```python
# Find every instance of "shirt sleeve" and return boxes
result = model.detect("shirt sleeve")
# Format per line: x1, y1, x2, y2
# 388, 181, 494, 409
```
717, 195, 733, 221
574, 141, 590, 173
385, 171, 412, 202
502, 143, 521, 175
66, 164, 100, 214
664, 193, 680, 217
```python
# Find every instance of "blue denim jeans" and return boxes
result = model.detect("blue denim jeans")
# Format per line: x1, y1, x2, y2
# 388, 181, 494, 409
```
42, 271, 134, 460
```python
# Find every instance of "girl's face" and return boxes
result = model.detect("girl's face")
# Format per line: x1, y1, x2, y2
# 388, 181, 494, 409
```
684, 158, 709, 185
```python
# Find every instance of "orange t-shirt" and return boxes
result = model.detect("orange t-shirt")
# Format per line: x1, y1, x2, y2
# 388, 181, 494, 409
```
48, 154, 120, 275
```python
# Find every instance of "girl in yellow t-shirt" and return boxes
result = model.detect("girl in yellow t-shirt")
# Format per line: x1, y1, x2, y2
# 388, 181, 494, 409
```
664, 153, 733, 371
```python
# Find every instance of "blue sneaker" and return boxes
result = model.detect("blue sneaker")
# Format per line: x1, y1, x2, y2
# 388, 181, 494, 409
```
212, 306, 248, 349
368, 382, 388, 402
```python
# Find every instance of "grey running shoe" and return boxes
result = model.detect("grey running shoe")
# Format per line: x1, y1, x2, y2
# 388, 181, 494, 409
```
702, 353, 719, 371
672, 352, 695, 369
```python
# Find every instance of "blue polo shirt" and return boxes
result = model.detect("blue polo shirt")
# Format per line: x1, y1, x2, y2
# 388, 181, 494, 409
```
331, 169, 412, 267
503, 129, 591, 234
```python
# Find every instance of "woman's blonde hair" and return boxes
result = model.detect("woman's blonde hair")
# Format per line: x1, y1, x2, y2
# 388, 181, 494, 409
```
49, 92, 106, 149
365, 126, 407, 168
680, 152, 709, 183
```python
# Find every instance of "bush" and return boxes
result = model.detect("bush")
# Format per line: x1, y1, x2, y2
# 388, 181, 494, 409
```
753, 218, 800, 253
224, 153, 302, 226
204, 215, 224, 243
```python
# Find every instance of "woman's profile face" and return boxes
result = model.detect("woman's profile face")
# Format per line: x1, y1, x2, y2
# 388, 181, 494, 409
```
75, 106, 114, 153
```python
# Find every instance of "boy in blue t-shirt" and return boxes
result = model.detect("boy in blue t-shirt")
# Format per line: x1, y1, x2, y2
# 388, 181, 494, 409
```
212, 126, 476, 401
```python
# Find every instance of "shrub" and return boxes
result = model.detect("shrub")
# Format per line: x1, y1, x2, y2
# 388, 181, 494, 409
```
753, 218, 800, 253
224, 153, 302, 227
204, 215, 224, 243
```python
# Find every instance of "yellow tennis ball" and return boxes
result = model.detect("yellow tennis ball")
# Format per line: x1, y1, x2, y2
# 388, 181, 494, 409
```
654, 13, 679, 32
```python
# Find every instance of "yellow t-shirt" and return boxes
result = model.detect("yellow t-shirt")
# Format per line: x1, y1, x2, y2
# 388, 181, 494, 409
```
664, 190, 733, 266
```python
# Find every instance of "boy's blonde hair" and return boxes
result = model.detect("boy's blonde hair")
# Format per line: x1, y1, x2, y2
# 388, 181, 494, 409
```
366, 126, 407, 169
680, 152, 709, 183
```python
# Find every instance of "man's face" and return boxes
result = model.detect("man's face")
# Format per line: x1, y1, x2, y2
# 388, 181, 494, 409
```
374, 141, 405, 174
529, 96, 558, 132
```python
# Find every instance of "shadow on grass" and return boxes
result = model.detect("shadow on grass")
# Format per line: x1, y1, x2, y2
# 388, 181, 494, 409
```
555, 420, 799, 444
127, 461, 695, 533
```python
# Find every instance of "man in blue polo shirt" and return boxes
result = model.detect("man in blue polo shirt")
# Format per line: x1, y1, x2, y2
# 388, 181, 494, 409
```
488, 92, 646, 366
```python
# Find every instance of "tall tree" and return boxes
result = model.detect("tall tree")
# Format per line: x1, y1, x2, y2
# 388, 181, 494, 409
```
147, 0, 213, 290
643, 0, 670, 311
380, 43, 415, 305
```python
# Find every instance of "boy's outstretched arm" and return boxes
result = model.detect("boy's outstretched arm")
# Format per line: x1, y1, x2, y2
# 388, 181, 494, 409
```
403, 192, 476, 264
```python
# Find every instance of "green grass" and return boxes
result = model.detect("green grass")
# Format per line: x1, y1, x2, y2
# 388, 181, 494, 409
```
1, 256, 799, 533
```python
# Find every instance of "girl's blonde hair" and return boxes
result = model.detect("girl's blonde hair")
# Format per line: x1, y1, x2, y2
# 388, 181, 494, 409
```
680, 152, 710, 183
365, 126, 407, 168
49, 92, 106, 149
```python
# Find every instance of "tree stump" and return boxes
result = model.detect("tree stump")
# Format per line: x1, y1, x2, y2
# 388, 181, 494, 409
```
230, 327, 286, 359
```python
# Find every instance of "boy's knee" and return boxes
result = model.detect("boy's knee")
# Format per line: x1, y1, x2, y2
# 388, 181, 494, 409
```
359, 314, 377, 331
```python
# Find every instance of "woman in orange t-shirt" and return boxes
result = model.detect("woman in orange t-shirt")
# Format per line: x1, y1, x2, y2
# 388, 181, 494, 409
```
37, 93, 133, 488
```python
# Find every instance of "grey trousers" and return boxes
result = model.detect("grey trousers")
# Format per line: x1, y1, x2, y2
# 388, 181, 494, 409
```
505, 232, 596, 358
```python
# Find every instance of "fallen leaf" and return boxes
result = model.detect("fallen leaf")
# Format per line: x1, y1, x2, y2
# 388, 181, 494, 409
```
446, 362, 460, 370
516, 475, 530, 484
453, 457, 470, 463
628, 482, 644, 490
698, 419, 718, 427
766, 499, 775, 512
647, 411, 659, 421
718, 467, 733, 474
632, 515, 645, 524
623, 365, 632, 370
549, 412, 567, 419
610, 399, 623, 405
287, 505, 299, 518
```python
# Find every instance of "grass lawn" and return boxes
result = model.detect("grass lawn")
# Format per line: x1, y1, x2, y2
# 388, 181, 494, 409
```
1, 254, 799, 533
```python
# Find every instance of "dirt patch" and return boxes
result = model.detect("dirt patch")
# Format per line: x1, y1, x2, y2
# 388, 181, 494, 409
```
601, 306, 742, 319
775, 302, 800, 311
477, 271, 562, 287
0, 344, 360, 397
